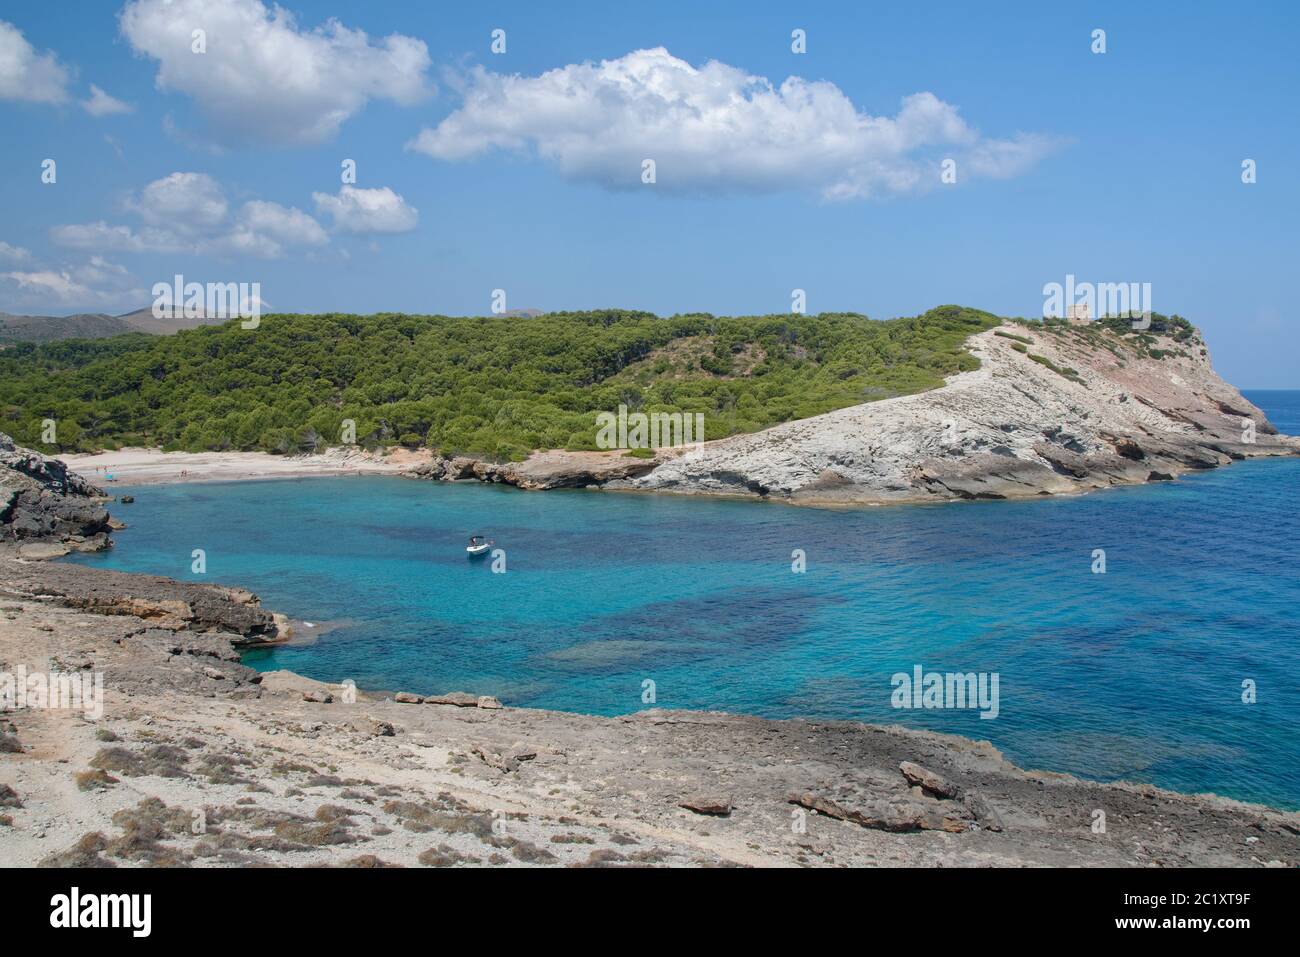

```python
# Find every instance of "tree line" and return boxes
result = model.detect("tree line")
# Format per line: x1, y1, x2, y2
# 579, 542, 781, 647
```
0, 306, 1001, 460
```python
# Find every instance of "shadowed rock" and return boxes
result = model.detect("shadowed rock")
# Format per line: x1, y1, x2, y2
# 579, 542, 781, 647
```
1, 433, 110, 548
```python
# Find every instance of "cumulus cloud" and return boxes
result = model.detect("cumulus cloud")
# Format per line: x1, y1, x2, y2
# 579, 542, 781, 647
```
313, 186, 419, 234
50, 221, 156, 253
52, 172, 327, 259
1, 269, 94, 302
0, 19, 72, 104
120, 0, 433, 145
130, 171, 230, 236
408, 47, 1063, 200
226, 200, 329, 257
0, 241, 32, 264
1, 256, 141, 310
82, 84, 133, 117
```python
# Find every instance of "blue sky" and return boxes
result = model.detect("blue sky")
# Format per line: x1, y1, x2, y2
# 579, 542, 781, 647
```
1, 0, 1297, 385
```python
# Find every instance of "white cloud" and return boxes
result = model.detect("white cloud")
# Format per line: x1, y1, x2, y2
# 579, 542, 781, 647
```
0, 19, 71, 104
130, 171, 229, 234
50, 221, 157, 253
1, 269, 93, 302
0, 241, 32, 264
225, 200, 329, 257
120, 0, 433, 145
72, 256, 133, 288
408, 47, 1063, 200
82, 84, 133, 117
313, 186, 419, 234
52, 172, 328, 260
1, 256, 140, 310
963, 135, 1062, 180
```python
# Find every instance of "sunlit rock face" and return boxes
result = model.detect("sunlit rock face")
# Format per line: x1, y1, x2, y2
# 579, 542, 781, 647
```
624, 324, 1299, 504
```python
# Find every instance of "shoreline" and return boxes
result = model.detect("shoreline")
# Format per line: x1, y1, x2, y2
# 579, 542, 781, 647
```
62, 446, 431, 487
63, 443, 1300, 515
3, 552, 1297, 866
5, 432, 1299, 865
58, 320, 1300, 507
49, 543, 1300, 815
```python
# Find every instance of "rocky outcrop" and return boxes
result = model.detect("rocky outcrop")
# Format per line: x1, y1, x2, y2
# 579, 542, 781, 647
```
618, 323, 1298, 504
407, 448, 663, 490
0, 434, 112, 553
396, 323, 1296, 506
0, 556, 287, 646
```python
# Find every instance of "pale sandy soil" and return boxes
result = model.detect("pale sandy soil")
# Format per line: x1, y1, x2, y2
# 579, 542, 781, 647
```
63, 446, 433, 486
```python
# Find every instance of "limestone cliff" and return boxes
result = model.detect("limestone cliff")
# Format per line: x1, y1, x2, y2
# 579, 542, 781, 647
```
618, 322, 1297, 504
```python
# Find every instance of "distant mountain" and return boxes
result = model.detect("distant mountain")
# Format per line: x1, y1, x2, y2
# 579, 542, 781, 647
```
112, 307, 234, 335
0, 311, 133, 343
0, 308, 229, 343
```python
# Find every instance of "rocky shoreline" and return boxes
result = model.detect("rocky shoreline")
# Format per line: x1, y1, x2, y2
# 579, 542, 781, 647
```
2, 552, 1298, 867
2, 432, 1299, 867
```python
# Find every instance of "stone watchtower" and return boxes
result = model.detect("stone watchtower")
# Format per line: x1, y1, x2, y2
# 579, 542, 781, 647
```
1066, 303, 1091, 325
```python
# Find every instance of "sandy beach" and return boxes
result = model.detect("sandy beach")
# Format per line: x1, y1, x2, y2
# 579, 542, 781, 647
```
62, 446, 433, 486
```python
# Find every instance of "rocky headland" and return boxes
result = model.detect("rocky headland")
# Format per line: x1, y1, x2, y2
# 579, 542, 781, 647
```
409, 321, 1297, 502
619, 321, 1299, 503
2, 432, 1298, 867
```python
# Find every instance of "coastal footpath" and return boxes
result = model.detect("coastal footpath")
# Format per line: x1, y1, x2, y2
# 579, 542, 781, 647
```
3, 436, 1299, 867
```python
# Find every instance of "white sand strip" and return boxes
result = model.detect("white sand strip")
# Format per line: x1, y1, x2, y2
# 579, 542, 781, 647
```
62, 446, 431, 486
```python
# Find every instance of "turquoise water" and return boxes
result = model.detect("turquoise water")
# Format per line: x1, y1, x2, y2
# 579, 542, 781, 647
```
69, 391, 1300, 808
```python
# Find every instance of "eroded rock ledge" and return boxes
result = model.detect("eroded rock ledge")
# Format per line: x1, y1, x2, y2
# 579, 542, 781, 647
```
405, 448, 663, 490
1, 557, 287, 648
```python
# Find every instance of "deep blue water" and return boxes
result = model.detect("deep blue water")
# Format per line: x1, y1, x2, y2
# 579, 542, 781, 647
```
68, 390, 1300, 808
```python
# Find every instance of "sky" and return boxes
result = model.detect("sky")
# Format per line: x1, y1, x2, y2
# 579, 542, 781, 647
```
0, 0, 1297, 386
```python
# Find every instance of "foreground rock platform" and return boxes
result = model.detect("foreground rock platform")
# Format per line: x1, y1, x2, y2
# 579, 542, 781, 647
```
2, 557, 1296, 868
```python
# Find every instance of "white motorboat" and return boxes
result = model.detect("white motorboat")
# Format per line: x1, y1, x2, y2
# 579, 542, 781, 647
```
466, 535, 493, 557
